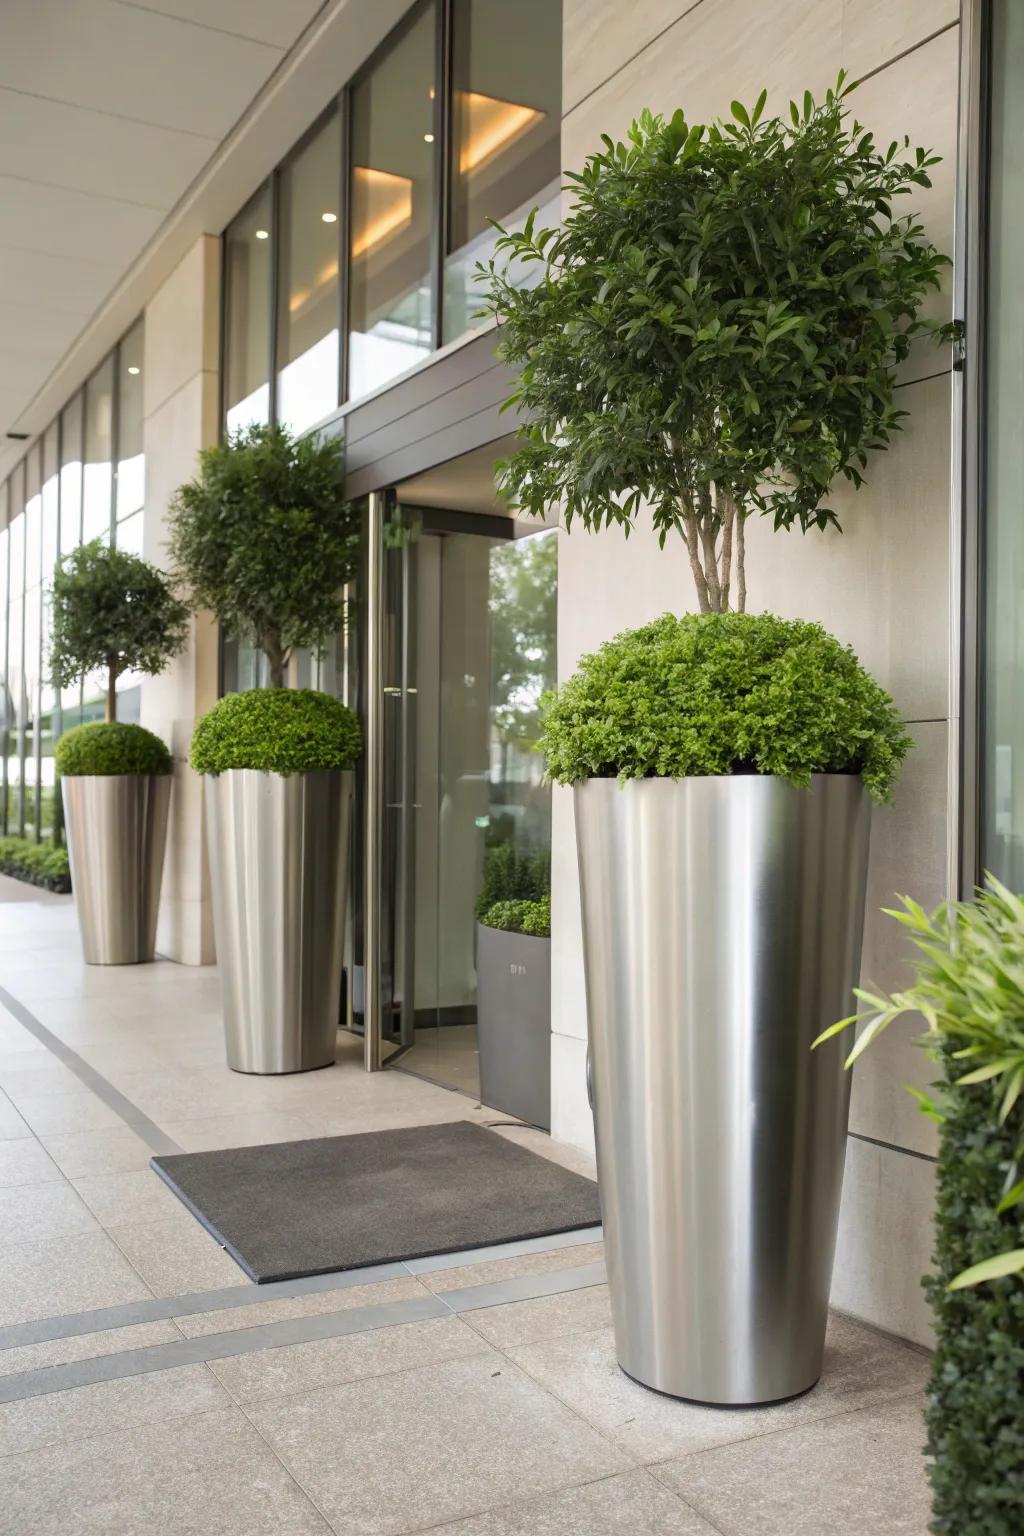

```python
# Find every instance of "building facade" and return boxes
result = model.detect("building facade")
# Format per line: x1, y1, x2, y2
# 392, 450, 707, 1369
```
0, 0, 1016, 1349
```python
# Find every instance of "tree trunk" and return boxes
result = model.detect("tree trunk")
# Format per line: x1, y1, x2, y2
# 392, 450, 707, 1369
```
105, 658, 118, 723
679, 489, 747, 615
263, 629, 288, 688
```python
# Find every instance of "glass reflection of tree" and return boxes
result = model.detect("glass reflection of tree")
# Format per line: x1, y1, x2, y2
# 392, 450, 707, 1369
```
488, 529, 556, 774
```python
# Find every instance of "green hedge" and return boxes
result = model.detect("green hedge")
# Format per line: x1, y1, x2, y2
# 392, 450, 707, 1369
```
475, 844, 549, 921
191, 688, 362, 776
54, 722, 172, 777
480, 895, 550, 938
540, 611, 911, 804
0, 837, 71, 893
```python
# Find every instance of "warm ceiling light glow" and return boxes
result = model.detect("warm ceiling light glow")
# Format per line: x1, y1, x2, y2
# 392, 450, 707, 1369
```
127, 366, 140, 376
288, 260, 340, 314
423, 133, 434, 144
255, 228, 269, 239
321, 211, 337, 224
350, 167, 414, 259
457, 90, 544, 176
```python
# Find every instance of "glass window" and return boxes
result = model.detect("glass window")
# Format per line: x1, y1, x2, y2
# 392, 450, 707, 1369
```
116, 320, 145, 520
349, 3, 437, 400
225, 188, 272, 435
24, 447, 42, 595
115, 510, 144, 557
444, 0, 562, 343
276, 117, 341, 436
42, 425, 59, 591
83, 356, 114, 544
60, 392, 84, 555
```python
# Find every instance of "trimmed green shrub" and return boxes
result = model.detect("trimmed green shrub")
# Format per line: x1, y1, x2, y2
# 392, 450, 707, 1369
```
475, 844, 549, 921
0, 837, 71, 893
481, 896, 551, 938
818, 877, 1024, 1534
55, 722, 172, 777
540, 611, 911, 804
191, 688, 361, 776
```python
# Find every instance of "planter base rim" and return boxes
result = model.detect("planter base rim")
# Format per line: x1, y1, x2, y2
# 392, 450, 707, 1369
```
226, 1056, 337, 1078
618, 1360, 821, 1408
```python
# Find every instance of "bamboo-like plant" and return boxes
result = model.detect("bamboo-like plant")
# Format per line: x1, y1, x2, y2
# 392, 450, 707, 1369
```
480, 74, 950, 612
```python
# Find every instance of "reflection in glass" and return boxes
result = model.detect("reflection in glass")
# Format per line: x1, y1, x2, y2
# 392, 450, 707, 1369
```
60, 393, 84, 555
225, 187, 272, 434
115, 511, 144, 557
83, 357, 114, 544
349, 4, 436, 400
277, 118, 340, 435
444, 0, 562, 343
117, 320, 145, 520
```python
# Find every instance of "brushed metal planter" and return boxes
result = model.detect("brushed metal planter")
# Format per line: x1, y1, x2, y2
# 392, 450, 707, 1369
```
205, 768, 353, 1074
575, 774, 871, 1405
476, 923, 551, 1129
62, 774, 172, 965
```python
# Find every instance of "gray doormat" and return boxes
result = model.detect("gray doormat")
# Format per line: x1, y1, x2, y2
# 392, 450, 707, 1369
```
151, 1120, 601, 1283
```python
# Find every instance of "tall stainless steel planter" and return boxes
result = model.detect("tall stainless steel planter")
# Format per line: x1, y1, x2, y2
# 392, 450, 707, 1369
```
62, 774, 172, 965
575, 774, 871, 1405
205, 768, 352, 1074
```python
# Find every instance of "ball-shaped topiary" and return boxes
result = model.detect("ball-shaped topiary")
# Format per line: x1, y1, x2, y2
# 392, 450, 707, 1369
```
55, 722, 173, 777
191, 688, 361, 776
540, 611, 911, 803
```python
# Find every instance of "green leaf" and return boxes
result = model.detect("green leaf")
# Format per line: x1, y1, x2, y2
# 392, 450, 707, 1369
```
947, 1250, 1024, 1290
996, 1178, 1024, 1215
731, 99, 750, 130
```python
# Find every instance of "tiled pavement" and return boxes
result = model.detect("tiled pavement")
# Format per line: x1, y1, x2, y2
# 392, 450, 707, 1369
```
0, 876, 933, 1534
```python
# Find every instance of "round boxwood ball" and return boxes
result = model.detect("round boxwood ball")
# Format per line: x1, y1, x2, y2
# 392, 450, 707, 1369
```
54, 722, 173, 777
190, 688, 362, 776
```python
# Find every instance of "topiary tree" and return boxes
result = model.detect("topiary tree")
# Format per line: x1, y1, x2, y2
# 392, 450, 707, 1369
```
168, 423, 359, 688
480, 74, 951, 613
50, 541, 189, 723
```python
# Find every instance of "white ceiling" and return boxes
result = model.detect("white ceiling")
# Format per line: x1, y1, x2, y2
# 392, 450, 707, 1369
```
0, 0, 328, 485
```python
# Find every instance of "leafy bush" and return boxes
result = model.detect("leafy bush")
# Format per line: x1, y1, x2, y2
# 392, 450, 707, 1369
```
191, 688, 361, 776
169, 424, 359, 688
818, 877, 1024, 1533
50, 541, 188, 722
480, 896, 551, 938
475, 843, 550, 921
55, 722, 172, 777
540, 611, 910, 803
0, 837, 71, 893
480, 76, 949, 611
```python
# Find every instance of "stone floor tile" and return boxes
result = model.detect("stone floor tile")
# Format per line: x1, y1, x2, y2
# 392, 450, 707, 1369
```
11, 1090, 124, 1137
0, 1405, 331, 1535
506, 1313, 930, 1463
0, 1362, 227, 1457
249, 1353, 630, 1535
653, 1397, 931, 1535
0, 1181, 101, 1244
426, 1469, 719, 1534
0, 1096, 31, 1142
210, 1313, 490, 1404
0, 1230, 152, 1327
464, 1284, 614, 1350
0, 1317, 181, 1379
176, 1273, 427, 1339
71, 1168, 187, 1227
38, 1124, 155, 1178
0, 1138, 63, 1189
158, 1110, 324, 1151
106, 1212, 247, 1294
0, 1061, 85, 1103
421, 1241, 606, 1294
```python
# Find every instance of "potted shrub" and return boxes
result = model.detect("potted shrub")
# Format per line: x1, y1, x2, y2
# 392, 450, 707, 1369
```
169, 424, 362, 1074
482, 77, 948, 1404
475, 845, 551, 1127
818, 877, 1024, 1533
50, 541, 187, 964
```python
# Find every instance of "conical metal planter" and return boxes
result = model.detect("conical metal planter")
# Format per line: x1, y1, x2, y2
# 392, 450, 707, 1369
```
62, 774, 172, 965
205, 768, 353, 1074
575, 774, 871, 1406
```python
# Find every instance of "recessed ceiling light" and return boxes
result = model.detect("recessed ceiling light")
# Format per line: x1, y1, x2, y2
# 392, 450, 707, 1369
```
5, 431, 29, 441
127, 365, 140, 376
321, 211, 337, 224
255, 228, 269, 240
423, 133, 434, 143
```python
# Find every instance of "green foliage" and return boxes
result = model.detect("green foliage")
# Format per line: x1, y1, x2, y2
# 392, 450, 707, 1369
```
168, 424, 359, 687
50, 541, 188, 721
817, 877, 1024, 1533
191, 688, 361, 776
0, 837, 71, 893
54, 722, 173, 777
480, 895, 551, 938
475, 843, 550, 920
489, 532, 557, 750
541, 611, 910, 803
480, 75, 950, 612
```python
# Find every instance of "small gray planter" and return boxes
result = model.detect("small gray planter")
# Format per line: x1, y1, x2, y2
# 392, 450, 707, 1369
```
476, 922, 551, 1128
